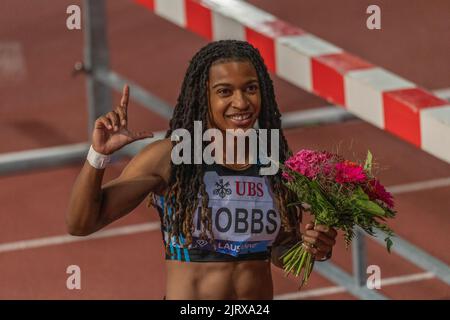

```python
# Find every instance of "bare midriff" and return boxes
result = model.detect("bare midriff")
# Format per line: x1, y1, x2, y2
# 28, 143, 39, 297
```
165, 259, 274, 299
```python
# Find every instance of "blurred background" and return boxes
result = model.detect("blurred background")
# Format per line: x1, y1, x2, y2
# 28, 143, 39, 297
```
0, 0, 449, 299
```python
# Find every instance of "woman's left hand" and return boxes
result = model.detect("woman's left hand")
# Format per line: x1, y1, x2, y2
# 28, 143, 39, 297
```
302, 223, 337, 260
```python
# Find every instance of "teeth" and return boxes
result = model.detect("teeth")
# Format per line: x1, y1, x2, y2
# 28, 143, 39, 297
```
229, 114, 251, 121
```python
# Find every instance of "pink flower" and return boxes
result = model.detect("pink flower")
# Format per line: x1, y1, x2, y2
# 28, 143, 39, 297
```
282, 171, 294, 181
284, 149, 334, 180
334, 161, 366, 184
367, 179, 394, 208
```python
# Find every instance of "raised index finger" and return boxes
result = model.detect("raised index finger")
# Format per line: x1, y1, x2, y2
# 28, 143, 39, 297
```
120, 84, 130, 109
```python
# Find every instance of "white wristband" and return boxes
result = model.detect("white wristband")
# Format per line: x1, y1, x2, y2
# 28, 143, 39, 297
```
87, 145, 111, 169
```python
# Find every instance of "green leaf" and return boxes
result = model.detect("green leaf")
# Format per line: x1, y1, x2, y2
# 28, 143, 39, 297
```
364, 150, 373, 173
352, 186, 385, 216
385, 237, 393, 253
353, 186, 369, 200
356, 199, 386, 216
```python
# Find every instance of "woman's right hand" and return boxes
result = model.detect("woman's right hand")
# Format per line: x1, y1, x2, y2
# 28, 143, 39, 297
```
92, 84, 154, 155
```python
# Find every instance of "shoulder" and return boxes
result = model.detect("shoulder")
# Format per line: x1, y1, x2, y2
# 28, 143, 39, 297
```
139, 137, 173, 160
120, 138, 173, 185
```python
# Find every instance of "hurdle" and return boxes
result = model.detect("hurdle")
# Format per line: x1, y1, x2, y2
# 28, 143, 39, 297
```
134, 0, 450, 164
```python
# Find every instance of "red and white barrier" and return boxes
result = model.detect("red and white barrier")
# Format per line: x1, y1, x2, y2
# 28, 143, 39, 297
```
134, 0, 450, 164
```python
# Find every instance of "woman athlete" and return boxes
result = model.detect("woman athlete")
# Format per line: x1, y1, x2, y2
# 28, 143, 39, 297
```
66, 40, 337, 300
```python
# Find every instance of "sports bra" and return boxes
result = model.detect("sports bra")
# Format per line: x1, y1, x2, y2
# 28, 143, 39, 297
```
151, 163, 281, 262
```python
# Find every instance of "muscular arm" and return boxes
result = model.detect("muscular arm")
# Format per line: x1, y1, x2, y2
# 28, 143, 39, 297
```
65, 138, 172, 236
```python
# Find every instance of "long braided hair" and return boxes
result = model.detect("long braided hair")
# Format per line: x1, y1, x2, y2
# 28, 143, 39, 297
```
149, 40, 300, 252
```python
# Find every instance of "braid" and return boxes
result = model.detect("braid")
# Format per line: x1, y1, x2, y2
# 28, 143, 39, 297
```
148, 40, 298, 255
244, 49, 299, 235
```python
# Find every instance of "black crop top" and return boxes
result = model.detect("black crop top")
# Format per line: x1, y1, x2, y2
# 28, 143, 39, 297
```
151, 163, 281, 262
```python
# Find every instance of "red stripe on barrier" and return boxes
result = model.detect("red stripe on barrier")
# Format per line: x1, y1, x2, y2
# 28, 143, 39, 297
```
383, 88, 448, 146
246, 28, 275, 72
312, 53, 373, 107
134, 0, 154, 11
186, 0, 212, 41
311, 60, 344, 106
246, 20, 304, 73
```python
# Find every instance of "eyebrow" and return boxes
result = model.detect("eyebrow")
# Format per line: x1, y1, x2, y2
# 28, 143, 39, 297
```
211, 79, 259, 89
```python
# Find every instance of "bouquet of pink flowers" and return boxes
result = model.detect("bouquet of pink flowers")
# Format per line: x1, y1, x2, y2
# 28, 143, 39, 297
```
280, 149, 396, 287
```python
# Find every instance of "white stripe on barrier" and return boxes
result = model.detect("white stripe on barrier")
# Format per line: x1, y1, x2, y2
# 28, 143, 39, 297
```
154, 0, 186, 27
345, 68, 416, 128
206, 0, 275, 31
281, 34, 342, 57
212, 12, 245, 41
433, 88, 450, 100
276, 35, 342, 91
275, 36, 311, 90
420, 105, 450, 163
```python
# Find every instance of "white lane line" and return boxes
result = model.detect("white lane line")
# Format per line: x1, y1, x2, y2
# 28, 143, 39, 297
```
387, 177, 450, 195
275, 286, 346, 300
0, 222, 161, 253
380, 271, 435, 286
274, 271, 435, 300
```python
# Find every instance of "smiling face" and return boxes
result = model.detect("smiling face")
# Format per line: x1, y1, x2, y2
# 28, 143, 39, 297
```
207, 60, 261, 131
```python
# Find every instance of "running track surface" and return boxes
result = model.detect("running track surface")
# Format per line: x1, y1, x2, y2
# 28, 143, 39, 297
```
0, 0, 449, 299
